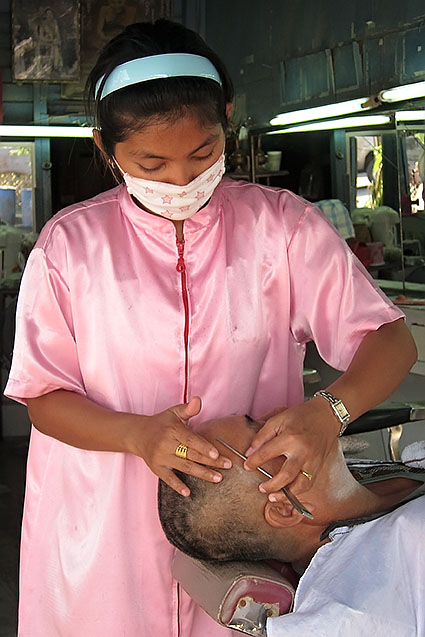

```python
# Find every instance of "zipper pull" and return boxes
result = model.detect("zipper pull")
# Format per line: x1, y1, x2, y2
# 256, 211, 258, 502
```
176, 239, 185, 273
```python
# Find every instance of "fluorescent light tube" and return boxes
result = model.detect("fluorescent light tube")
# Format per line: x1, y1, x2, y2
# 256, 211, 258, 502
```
267, 114, 391, 134
0, 125, 94, 138
270, 97, 373, 126
380, 81, 425, 103
395, 110, 425, 121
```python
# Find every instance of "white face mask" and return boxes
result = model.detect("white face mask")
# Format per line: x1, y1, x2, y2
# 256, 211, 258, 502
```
117, 153, 225, 220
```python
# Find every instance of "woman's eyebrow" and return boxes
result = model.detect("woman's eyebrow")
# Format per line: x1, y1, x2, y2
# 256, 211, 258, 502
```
128, 134, 220, 160
189, 134, 220, 154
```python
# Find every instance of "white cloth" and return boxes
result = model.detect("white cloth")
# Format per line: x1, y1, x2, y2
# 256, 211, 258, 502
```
267, 496, 425, 636
315, 199, 355, 240
401, 441, 425, 468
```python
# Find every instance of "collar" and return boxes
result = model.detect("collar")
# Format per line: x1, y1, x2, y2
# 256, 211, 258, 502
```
118, 179, 224, 236
320, 490, 424, 541
320, 462, 425, 541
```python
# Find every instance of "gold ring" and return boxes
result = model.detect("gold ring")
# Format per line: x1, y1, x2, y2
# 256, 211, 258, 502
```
175, 443, 188, 460
301, 470, 313, 481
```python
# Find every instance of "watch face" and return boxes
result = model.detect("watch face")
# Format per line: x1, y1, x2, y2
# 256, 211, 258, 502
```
334, 401, 349, 420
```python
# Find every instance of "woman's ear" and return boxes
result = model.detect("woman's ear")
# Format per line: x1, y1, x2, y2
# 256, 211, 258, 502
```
92, 128, 104, 153
264, 500, 305, 529
225, 102, 233, 118
92, 129, 110, 164
92, 130, 119, 180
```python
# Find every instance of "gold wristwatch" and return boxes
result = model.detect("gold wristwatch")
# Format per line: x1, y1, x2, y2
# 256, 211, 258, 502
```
313, 390, 350, 436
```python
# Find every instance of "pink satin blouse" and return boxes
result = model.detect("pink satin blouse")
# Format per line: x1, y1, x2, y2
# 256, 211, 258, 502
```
5, 178, 403, 636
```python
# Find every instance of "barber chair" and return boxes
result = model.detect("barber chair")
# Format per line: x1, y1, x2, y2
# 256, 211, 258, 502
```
343, 401, 425, 461
172, 401, 425, 635
172, 554, 297, 635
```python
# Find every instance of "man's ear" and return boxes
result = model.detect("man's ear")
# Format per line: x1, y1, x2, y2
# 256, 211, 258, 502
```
264, 500, 305, 529
225, 102, 233, 118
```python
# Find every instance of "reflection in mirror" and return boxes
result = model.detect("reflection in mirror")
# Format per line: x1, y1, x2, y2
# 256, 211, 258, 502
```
354, 135, 382, 208
348, 131, 403, 289
398, 130, 425, 215
0, 142, 36, 283
347, 128, 425, 300
398, 128, 425, 294
0, 142, 35, 231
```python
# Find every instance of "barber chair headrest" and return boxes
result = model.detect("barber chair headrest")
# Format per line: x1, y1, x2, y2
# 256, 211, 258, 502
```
172, 550, 298, 636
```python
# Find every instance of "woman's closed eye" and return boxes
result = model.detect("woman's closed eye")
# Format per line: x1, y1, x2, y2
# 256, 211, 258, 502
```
137, 148, 215, 174
193, 149, 214, 161
137, 163, 164, 174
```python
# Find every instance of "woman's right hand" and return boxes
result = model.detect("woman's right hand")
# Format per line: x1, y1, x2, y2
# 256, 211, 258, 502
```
127, 396, 232, 496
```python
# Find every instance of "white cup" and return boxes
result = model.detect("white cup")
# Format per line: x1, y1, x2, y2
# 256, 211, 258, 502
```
266, 151, 282, 172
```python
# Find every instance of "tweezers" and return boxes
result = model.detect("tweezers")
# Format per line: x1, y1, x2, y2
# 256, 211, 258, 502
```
216, 437, 314, 520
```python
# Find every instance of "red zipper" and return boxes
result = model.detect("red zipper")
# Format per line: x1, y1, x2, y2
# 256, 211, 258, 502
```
176, 237, 189, 404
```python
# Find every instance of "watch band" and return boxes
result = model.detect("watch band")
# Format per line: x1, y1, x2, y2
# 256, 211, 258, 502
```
313, 390, 350, 436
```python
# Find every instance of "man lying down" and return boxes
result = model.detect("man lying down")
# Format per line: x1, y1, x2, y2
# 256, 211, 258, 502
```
158, 415, 425, 636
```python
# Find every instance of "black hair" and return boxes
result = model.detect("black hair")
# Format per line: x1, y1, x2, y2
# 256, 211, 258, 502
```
86, 19, 234, 163
157, 416, 273, 563
158, 470, 273, 563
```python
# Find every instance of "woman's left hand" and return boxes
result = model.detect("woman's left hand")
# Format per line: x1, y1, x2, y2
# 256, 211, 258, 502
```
243, 397, 340, 496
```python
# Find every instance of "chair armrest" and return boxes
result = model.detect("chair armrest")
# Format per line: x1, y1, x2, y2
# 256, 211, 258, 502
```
344, 402, 425, 435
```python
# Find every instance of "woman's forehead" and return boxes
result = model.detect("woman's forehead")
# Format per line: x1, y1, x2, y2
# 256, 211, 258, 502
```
116, 115, 223, 156
126, 111, 221, 139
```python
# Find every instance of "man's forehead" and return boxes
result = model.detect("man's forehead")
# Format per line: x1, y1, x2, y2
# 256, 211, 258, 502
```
198, 415, 263, 459
200, 414, 259, 435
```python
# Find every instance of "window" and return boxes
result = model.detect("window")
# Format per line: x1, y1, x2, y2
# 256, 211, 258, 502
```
0, 142, 35, 231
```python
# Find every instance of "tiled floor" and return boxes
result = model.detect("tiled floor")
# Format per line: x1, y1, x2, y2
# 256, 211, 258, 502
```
0, 437, 27, 637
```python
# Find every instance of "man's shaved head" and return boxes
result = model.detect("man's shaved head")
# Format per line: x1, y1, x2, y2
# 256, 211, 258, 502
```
158, 414, 393, 570
158, 415, 301, 562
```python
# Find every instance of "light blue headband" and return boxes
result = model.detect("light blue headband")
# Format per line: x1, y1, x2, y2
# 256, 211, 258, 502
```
96, 53, 222, 100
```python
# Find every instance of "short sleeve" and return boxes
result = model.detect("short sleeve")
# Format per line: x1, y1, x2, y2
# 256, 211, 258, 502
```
4, 247, 85, 404
288, 206, 404, 370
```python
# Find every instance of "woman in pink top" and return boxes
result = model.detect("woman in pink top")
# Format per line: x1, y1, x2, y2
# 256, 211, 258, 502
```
6, 19, 416, 637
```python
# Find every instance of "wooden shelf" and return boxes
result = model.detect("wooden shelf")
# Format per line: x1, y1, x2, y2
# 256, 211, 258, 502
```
255, 170, 289, 178
226, 169, 289, 182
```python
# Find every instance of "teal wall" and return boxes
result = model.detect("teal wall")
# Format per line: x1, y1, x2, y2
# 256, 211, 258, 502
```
2, 0, 425, 127
204, 0, 425, 125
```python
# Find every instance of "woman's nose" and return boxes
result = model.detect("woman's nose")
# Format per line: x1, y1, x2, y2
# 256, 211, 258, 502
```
166, 164, 199, 186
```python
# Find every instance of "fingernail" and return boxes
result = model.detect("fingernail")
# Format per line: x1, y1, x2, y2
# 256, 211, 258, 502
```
223, 460, 232, 468
209, 449, 219, 459
245, 446, 254, 456
213, 474, 222, 482
259, 483, 266, 493
268, 494, 277, 502
181, 488, 190, 497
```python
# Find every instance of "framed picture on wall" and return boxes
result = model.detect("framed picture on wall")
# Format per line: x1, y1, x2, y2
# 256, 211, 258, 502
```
61, 0, 173, 101
12, 0, 80, 81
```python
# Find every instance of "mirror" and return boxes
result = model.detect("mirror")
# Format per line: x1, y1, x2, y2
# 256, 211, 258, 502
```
397, 127, 425, 294
347, 126, 425, 300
